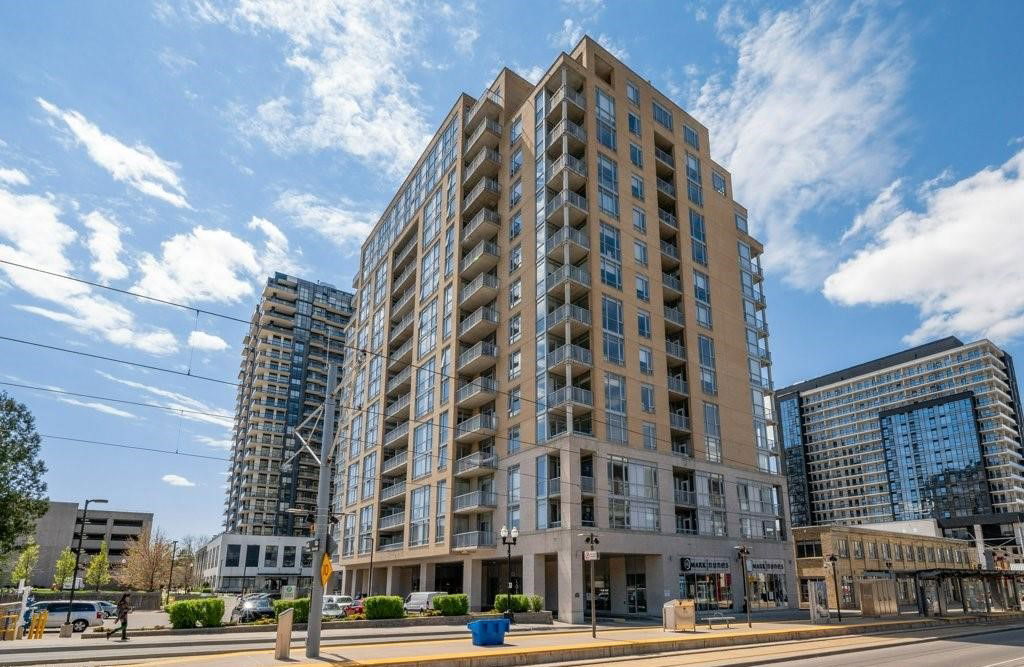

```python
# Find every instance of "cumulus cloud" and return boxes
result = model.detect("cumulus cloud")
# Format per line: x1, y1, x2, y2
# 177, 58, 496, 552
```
37, 98, 191, 208
97, 371, 233, 428
273, 190, 375, 248
196, 435, 233, 450
551, 19, 628, 60
0, 167, 29, 186
824, 147, 1024, 345
162, 474, 196, 487
188, 330, 230, 351
693, 0, 909, 286
82, 211, 129, 282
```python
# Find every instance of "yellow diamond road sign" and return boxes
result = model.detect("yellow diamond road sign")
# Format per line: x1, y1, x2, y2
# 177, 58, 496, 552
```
320, 553, 332, 588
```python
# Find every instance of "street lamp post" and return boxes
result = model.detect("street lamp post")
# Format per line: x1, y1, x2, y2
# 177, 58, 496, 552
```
366, 535, 376, 598
64, 498, 108, 634
583, 533, 599, 638
827, 554, 842, 622
734, 545, 752, 628
166, 540, 178, 603
499, 525, 518, 623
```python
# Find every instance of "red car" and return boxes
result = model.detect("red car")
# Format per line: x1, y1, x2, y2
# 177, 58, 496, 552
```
345, 600, 364, 616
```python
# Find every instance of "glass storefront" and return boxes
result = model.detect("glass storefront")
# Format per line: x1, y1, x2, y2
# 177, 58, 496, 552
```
679, 556, 734, 611
747, 559, 788, 609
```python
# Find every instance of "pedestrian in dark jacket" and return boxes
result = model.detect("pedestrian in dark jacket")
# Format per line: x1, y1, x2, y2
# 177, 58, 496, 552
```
106, 593, 131, 641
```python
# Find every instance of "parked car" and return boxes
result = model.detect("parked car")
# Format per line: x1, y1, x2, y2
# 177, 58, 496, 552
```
231, 596, 275, 623
324, 595, 353, 609
26, 600, 105, 633
344, 600, 364, 616
403, 592, 443, 614
321, 602, 347, 619
97, 601, 118, 618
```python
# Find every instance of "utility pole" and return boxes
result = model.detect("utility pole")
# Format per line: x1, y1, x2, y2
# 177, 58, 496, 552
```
305, 364, 337, 659
166, 540, 178, 603
64, 498, 107, 635
735, 545, 752, 628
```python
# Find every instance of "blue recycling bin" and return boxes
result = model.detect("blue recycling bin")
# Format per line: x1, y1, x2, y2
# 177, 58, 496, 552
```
467, 618, 511, 646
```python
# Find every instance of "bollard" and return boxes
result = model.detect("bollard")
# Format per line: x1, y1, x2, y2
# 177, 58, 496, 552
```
275, 608, 293, 660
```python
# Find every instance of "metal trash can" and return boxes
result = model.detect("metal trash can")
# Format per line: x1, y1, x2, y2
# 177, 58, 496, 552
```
662, 599, 696, 632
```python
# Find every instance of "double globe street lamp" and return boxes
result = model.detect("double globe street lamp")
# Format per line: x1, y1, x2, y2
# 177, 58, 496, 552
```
499, 525, 519, 623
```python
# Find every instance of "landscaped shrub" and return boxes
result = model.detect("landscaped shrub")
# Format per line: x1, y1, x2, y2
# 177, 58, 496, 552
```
273, 598, 310, 624
166, 599, 224, 628
166, 600, 199, 629
364, 595, 405, 619
528, 594, 543, 612
492, 594, 530, 613
432, 593, 469, 616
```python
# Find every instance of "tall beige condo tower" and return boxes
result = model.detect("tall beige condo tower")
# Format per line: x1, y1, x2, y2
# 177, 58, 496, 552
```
334, 37, 793, 622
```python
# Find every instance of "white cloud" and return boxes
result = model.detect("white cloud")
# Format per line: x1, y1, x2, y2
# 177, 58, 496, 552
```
560, 0, 605, 11
0, 168, 29, 186
162, 474, 196, 487
0, 187, 178, 354
824, 147, 1024, 345
188, 330, 230, 351
97, 370, 233, 428
841, 179, 903, 242
196, 435, 233, 450
516, 64, 547, 85
247, 216, 299, 274
82, 211, 129, 282
692, 0, 909, 286
274, 190, 375, 249
53, 393, 137, 419
37, 98, 191, 208
551, 19, 628, 60
157, 47, 197, 74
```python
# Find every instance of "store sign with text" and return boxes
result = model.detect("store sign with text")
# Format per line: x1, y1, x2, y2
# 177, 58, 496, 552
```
680, 556, 731, 573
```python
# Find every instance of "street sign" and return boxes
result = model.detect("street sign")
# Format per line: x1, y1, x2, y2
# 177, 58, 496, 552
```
320, 553, 332, 588
281, 585, 297, 600
584, 550, 599, 561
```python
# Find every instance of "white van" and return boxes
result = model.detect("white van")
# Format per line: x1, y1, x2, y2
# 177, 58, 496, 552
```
30, 600, 105, 632
403, 591, 443, 614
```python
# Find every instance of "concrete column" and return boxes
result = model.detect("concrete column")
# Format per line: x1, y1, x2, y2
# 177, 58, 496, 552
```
557, 543, 584, 623
610, 555, 627, 615
645, 554, 675, 612
973, 524, 986, 567
464, 558, 483, 611
523, 553, 545, 601
385, 566, 400, 595
419, 562, 435, 592
560, 447, 581, 531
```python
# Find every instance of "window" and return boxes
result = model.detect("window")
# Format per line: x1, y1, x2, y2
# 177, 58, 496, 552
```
510, 147, 523, 176
508, 313, 522, 343
507, 465, 521, 529
509, 350, 522, 379
445, 168, 457, 219
423, 189, 442, 243
633, 240, 647, 265
361, 452, 377, 499
601, 296, 625, 364
438, 412, 449, 468
599, 222, 622, 289
735, 212, 748, 233
509, 179, 522, 207
435, 481, 447, 542
508, 426, 521, 454
639, 348, 654, 375
225, 544, 240, 567
345, 463, 358, 504
630, 174, 644, 199
366, 356, 382, 397
642, 422, 656, 450
409, 485, 430, 546
703, 402, 722, 463
693, 270, 712, 328
604, 373, 628, 443
635, 273, 649, 301
415, 359, 435, 416
684, 124, 700, 149
626, 81, 640, 105
509, 278, 522, 307
444, 225, 455, 276
508, 387, 522, 416
283, 545, 296, 567
652, 101, 673, 130
600, 258, 621, 289
510, 116, 522, 143
637, 309, 651, 338
596, 88, 616, 150
413, 422, 432, 478
597, 154, 619, 217
698, 334, 717, 395
417, 299, 438, 357
629, 143, 643, 167
509, 211, 522, 239
641, 383, 655, 412
712, 171, 726, 195
420, 242, 440, 299
796, 542, 823, 558
689, 209, 708, 266
509, 244, 522, 272
628, 111, 641, 136
632, 206, 646, 232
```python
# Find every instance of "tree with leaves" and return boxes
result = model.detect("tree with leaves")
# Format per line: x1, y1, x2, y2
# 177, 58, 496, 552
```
53, 546, 75, 589
10, 540, 39, 586
85, 540, 111, 591
0, 392, 49, 557
119, 528, 170, 591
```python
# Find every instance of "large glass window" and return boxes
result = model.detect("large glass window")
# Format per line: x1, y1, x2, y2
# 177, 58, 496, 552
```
415, 359, 435, 416
417, 299, 438, 357
604, 373, 627, 443
413, 422, 432, 478
361, 452, 377, 499
410, 486, 430, 546
601, 296, 624, 364
652, 101, 673, 130
597, 155, 619, 217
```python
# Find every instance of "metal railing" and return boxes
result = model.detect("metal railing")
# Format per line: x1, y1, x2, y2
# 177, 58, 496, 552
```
547, 189, 588, 213
378, 512, 405, 530
460, 241, 500, 272
383, 423, 408, 446
547, 344, 592, 368
458, 306, 499, 337
660, 240, 680, 260
656, 177, 677, 197
453, 530, 495, 548
386, 367, 412, 393
388, 340, 413, 363
463, 207, 499, 237
454, 450, 499, 475
580, 476, 595, 493
662, 272, 682, 291
465, 118, 502, 150
545, 225, 590, 253
467, 89, 503, 121
548, 386, 594, 408
548, 118, 587, 146
670, 412, 691, 430
549, 153, 587, 180
663, 306, 684, 326
552, 85, 585, 109
654, 146, 674, 167
459, 273, 500, 305
455, 413, 497, 437
384, 394, 410, 417
456, 377, 498, 402
547, 263, 591, 289
462, 177, 500, 208
668, 375, 688, 395
453, 490, 498, 511
464, 148, 501, 178
658, 208, 677, 228
547, 303, 591, 328
381, 451, 407, 473
457, 341, 498, 369
380, 481, 406, 501
674, 489, 697, 505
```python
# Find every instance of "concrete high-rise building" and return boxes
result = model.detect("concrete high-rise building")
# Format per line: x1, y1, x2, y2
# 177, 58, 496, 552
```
333, 37, 792, 622
223, 273, 354, 537
776, 336, 1024, 565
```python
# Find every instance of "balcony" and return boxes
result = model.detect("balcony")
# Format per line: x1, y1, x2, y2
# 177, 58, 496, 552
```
389, 312, 414, 345
459, 273, 499, 310
654, 146, 675, 170
545, 225, 590, 263
378, 511, 405, 532
454, 413, 497, 443
380, 481, 406, 502
460, 240, 500, 281
385, 367, 412, 395
458, 306, 499, 343
463, 147, 501, 189
464, 118, 502, 156
743, 284, 767, 310
390, 289, 415, 322
547, 85, 586, 121
547, 386, 594, 414
381, 450, 408, 476
453, 490, 498, 514
546, 477, 562, 497
581, 476, 595, 495
546, 302, 591, 336
456, 342, 498, 375
382, 422, 409, 448
546, 190, 588, 225
461, 208, 500, 249
378, 540, 404, 552
671, 441, 692, 458
452, 530, 496, 548
453, 451, 499, 478
660, 240, 681, 268
546, 118, 587, 156
757, 349, 772, 366
462, 177, 500, 217
388, 339, 413, 371
668, 375, 689, 397
670, 412, 691, 433
392, 264, 416, 293
656, 177, 677, 200
466, 90, 502, 131
666, 340, 686, 361
546, 153, 587, 191
394, 239, 417, 268
662, 272, 682, 297
546, 264, 591, 299
674, 489, 697, 506
663, 305, 684, 331
456, 376, 498, 409
658, 208, 678, 233
740, 257, 764, 282
385, 394, 411, 420
547, 344, 592, 375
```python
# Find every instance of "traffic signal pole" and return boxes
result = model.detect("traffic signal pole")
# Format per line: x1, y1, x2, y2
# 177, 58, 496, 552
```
305, 364, 337, 658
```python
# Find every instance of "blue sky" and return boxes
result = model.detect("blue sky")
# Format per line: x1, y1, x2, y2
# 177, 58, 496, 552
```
1, 0, 1023, 540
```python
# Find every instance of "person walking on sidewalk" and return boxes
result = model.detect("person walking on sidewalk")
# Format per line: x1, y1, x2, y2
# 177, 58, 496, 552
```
106, 593, 131, 641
